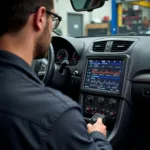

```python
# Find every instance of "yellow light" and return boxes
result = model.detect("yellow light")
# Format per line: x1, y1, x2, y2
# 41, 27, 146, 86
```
131, 1, 150, 8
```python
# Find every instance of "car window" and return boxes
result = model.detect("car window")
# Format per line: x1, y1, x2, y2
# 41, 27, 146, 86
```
54, 0, 150, 37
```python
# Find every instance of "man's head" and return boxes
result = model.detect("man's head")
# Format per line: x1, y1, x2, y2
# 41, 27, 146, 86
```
0, 0, 59, 62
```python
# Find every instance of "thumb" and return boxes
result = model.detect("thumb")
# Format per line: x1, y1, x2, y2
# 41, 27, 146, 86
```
87, 123, 92, 128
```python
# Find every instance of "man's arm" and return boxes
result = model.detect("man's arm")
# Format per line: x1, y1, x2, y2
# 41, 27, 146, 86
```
48, 108, 112, 150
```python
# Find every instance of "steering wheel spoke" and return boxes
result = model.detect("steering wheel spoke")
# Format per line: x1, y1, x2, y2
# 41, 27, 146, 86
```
32, 44, 55, 85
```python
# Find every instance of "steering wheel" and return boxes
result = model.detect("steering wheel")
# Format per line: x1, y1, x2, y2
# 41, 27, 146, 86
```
33, 44, 55, 85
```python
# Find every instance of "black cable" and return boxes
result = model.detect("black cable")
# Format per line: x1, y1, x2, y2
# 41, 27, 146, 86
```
120, 98, 133, 110
84, 117, 91, 123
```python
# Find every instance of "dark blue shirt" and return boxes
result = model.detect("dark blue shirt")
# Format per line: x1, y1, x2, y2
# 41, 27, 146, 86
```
0, 50, 112, 150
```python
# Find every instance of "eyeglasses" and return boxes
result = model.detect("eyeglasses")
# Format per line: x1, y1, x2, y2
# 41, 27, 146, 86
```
31, 8, 62, 29
46, 10, 62, 29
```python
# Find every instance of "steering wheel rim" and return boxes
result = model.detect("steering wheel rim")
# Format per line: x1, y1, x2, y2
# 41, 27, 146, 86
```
33, 44, 55, 85
42, 44, 55, 85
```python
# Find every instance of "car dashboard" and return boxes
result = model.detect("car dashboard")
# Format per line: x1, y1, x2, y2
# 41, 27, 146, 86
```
51, 35, 150, 149
52, 36, 84, 65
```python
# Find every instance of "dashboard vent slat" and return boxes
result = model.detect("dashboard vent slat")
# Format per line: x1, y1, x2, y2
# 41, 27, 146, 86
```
111, 41, 134, 52
93, 41, 107, 52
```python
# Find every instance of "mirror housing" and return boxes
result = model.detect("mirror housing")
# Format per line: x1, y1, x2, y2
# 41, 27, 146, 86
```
70, 0, 105, 12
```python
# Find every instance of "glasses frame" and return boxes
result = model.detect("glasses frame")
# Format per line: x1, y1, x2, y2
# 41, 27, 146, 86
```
31, 7, 62, 29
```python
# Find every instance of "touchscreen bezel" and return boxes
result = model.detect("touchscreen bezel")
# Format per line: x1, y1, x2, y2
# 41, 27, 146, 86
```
81, 56, 127, 96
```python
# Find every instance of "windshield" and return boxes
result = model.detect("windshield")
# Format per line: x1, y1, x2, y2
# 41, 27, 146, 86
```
54, 0, 150, 37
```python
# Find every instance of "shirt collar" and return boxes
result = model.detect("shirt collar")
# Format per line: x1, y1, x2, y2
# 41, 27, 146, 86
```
0, 50, 43, 84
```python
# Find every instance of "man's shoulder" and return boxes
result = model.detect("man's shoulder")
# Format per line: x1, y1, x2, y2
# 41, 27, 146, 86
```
30, 86, 81, 130
43, 86, 81, 114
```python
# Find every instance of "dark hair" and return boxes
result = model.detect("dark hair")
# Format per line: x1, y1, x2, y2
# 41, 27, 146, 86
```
0, 0, 53, 36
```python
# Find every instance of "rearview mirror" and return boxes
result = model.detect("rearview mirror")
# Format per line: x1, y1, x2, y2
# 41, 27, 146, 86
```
70, 0, 105, 12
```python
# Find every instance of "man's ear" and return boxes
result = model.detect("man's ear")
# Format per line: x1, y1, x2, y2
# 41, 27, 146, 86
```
33, 6, 47, 31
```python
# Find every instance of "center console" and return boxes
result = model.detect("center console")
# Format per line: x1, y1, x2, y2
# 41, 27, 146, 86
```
79, 55, 127, 137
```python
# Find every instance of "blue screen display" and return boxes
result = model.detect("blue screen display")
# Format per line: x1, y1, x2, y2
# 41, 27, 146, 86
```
84, 59, 123, 93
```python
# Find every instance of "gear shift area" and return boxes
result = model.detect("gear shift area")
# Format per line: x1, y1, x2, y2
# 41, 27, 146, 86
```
84, 113, 107, 125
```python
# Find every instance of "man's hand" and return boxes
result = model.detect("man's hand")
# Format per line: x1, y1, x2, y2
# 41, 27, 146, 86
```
87, 118, 107, 137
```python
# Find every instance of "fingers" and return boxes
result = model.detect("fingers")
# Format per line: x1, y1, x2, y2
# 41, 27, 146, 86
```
87, 118, 105, 126
87, 120, 107, 136
97, 118, 106, 128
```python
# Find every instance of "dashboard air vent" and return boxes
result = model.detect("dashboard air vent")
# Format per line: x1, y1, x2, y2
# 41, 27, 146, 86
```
111, 41, 134, 52
93, 41, 107, 52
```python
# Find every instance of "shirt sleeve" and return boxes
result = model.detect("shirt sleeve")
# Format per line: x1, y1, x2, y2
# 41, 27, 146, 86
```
48, 108, 112, 150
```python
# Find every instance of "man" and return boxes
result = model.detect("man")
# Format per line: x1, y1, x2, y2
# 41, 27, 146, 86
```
0, 0, 112, 150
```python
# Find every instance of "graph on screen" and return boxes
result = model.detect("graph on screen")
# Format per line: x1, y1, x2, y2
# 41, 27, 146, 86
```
84, 59, 123, 93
